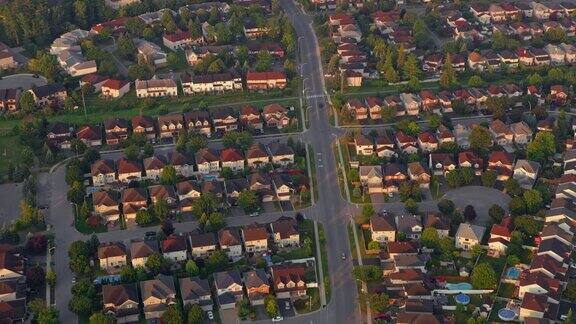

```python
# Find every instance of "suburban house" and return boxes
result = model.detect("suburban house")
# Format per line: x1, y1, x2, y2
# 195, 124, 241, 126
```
513, 159, 541, 189
270, 263, 308, 299
91, 159, 116, 186
117, 158, 143, 183
490, 120, 513, 146
354, 133, 373, 156
488, 217, 513, 254
92, 191, 121, 223
213, 108, 239, 133
161, 235, 188, 262
428, 153, 456, 176
135, 78, 178, 98
181, 72, 242, 94
424, 213, 450, 238
244, 269, 270, 305
179, 277, 213, 311
359, 165, 383, 194
176, 180, 201, 211
459, 151, 484, 175
189, 232, 217, 258
267, 142, 295, 166
158, 114, 185, 140
104, 118, 129, 145
163, 31, 195, 50
240, 105, 264, 132
0, 42, 17, 70
370, 213, 396, 243
135, 39, 167, 67
383, 163, 407, 194
242, 223, 269, 253
220, 148, 245, 172
272, 174, 295, 201
407, 162, 431, 188
167, 151, 194, 178
184, 110, 212, 137
488, 151, 515, 181
246, 71, 287, 90
511, 121, 533, 145
101, 79, 130, 99
148, 185, 178, 211
130, 239, 158, 268
395, 215, 423, 240
76, 125, 103, 147
0, 88, 20, 113
214, 270, 244, 309
104, 0, 140, 9
417, 132, 438, 152
28, 84, 68, 107
143, 155, 168, 181
98, 242, 127, 270
455, 223, 486, 250
140, 275, 177, 320
246, 143, 270, 169
46, 122, 73, 149
224, 178, 249, 206
132, 115, 157, 141
121, 187, 148, 220
263, 103, 291, 129
195, 148, 221, 174
270, 216, 300, 247
102, 283, 140, 323
345, 99, 368, 120
218, 227, 243, 259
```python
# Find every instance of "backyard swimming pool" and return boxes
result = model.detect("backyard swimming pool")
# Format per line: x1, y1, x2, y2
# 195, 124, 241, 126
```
455, 294, 470, 305
505, 267, 521, 280
446, 282, 473, 290
498, 308, 517, 321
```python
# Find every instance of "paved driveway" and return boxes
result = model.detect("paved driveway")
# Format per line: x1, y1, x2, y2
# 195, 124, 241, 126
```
220, 307, 239, 324
442, 186, 511, 226
0, 74, 47, 90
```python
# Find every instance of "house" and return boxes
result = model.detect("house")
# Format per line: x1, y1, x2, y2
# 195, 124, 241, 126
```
549, 85, 568, 105
396, 132, 418, 155
272, 174, 294, 201
0, 89, 20, 113
240, 105, 263, 132
511, 121, 533, 145
102, 283, 140, 323
80, 74, 110, 93
455, 223, 486, 250
271, 216, 299, 247
46, 122, 73, 149
181, 72, 242, 94
195, 148, 221, 174
184, 111, 212, 137
28, 84, 68, 107
345, 99, 368, 121
135, 39, 167, 67
132, 115, 156, 141
91, 17, 129, 35
130, 239, 158, 268
214, 270, 244, 309
246, 71, 287, 90
0, 42, 17, 70
220, 148, 245, 172
370, 213, 396, 243
104, 118, 129, 145
161, 235, 188, 262
519, 293, 550, 321
382, 163, 406, 194
246, 143, 270, 169
0, 251, 24, 280
163, 31, 195, 50
353, 133, 373, 156
267, 142, 295, 166
514, 159, 541, 189
167, 151, 194, 178
143, 155, 167, 181
263, 103, 291, 129
135, 78, 177, 98
76, 125, 103, 147
140, 275, 177, 320
224, 178, 249, 206
93, 191, 121, 223
148, 185, 178, 210
399, 93, 421, 116
270, 263, 308, 299
91, 159, 116, 186
175, 180, 201, 211
375, 132, 397, 159
242, 223, 269, 253
359, 165, 384, 194
395, 215, 423, 240
244, 269, 270, 305
249, 172, 275, 202
158, 114, 184, 140
537, 238, 572, 262
417, 132, 438, 153
489, 120, 513, 146
98, 242, 127, 270
200, 180, 222, 201
366, 97, 383, 119
468, 52, 486, 71
101, 79, 130, 99
179, 277, 213, 311
121, 188, 148, 220
117, 158, 143, 183
488, 217, 513, 254
488, 151, 515, 181
407, 162, 431, 188
218, 227, 243, 259
529, 253, 568, 279
424, 213, 450, 238
428, 153, 456, 176
213, 108, 239, 133
459, 151, 483, 175
189, 232, 217, 258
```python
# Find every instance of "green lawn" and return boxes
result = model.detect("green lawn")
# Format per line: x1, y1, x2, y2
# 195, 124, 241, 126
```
316, 222, 331, 303
294, 288, 321, 314
0, 135, 21, 175
497, 282, 516, 299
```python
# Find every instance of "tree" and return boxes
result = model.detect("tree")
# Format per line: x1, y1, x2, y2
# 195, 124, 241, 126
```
116, 35, 136, 60
255, 50, 273, 72
515, 215, 541, 237
471, 263, 497, 289
504, 178, 522, 197
68, 295, 93, 316
18, 201, 42, 228
352, 265, 382, 282
527, 131, 556, 163
526, 73, 544, 86
367, 240, 380, 250
439, 237, 455, 260
28, 52, 59, 80
185, 260, 200, 276
89, 313, 115, 324
485, 96, 509, 120
471, 244, 483, 258
405, 198, 418, 214
446, 170, 462, 188
67, 182, 85, 205
187, 304, 205, 324
206, 250, 229, 273
524, 189, 543, 214
468, 75, 484, 87
161, 11, 177, 33
153, 199, 170, 221
222, 131, 253, 151
464, 205, 476, 221
161, 305, 182, 324
439, 54, 458, 89
438, 199, 455, 215
402, 54, 421, 80
564, 309, 574, 324
368, 293, 389, 313
237, 190, 260, 213
123, 144, 139, 161
145, 253, 167, 274
506, 255, 520, 266
167, 52, 184, 69
264, 295, 279, 318
481, 170, 497, 187
469, 127, 492, 153
489, 204, 505, 223
162, 219, 175, 236
460, 168, 475, 185
160, 166, 178, 185
46, 270, 56, 287
509, 197, 526, 216
395, 120, 420, 137
19, 91, 37, 113
361, 204, 375, 224
564, 281, 576, 301
26, 265, 45, 290
136, 210, 156, 226
421, 227, 440, 248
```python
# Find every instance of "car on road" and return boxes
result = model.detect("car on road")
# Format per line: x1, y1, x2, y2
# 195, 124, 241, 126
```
272, 316, 283, 322
207, 311, 214, 320
341, 253, 346, 260
285, 301, 290, 310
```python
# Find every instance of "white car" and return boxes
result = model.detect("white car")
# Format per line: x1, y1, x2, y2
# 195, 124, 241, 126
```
272, 316, 283, 322
285, 301, 290, 310
207, 311, 214, 320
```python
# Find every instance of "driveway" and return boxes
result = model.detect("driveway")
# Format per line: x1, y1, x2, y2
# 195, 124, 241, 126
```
0, 182, 23, 224
0, 73, 47, 90
220, 307, 239, 324
442, 186, 511, 226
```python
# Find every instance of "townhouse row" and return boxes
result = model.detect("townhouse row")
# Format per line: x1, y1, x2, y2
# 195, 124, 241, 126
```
47, 104, 293, 148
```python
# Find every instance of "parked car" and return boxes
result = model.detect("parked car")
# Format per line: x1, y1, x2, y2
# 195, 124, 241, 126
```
207, 311, 214, 320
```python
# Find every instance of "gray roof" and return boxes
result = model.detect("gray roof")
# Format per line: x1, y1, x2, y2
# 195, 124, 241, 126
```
179, 277, 211, 301
214, 270, 242, 290
455, 223, 485, 241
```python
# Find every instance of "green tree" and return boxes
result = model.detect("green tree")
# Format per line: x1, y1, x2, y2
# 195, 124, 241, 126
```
222, 131, 253, 151
89, 312, 115, 324
185, 260, 200, 276
469, 126, 492, 153
161, 11, 177, 33
564, 308, 574, 324
526, 73, 544, 86
446, 170, 462, 188
564, 282, 576, 301
153, 199, 170, 221
367, 240, 380, 250
515, 215, 541, 237
481, 170, 497, 187
506, 255, 520, 266
437, 199, 455, 215
439, 237, 455, 260
68, 295, 93, 315
471, 244, 483, 258
116, 35, 136, 60
145, 253, 167, 274
160, 165, 178, 185
136, 210, 155, 226
368, 293, 389, 313
361, 204, 375, 224
468, 75, 484, 87
237, 190, 260, 213
405, 198, 418, 214
395, 120, 420, 137
161, 305, 182, 324
509, 197, 526, 216
488, 204, 505, 223
255, 50, 273, 72
28, 52, 59, 80
439, 54, 458, 89
19, 91, 37, 114
187, 304, 205, 324
352, 265, 382, 282
504, 178, 522, 197
402, 54, 421, 80
471, 263, 497, 289
524, 189, 543, 214
123, 144, 139, 161
264, 295, 279, 318
67, 182, 85, 205
421, 227, 440, 248
206, 250, 229, 272
460, 167, 475, 185
527, 131, 556, 163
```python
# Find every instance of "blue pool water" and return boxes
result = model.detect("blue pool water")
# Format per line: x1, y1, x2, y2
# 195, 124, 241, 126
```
498, 308, 516, 321
455, 294, 470, 305
446, 282, 473, 290
506, 267, 521, 279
